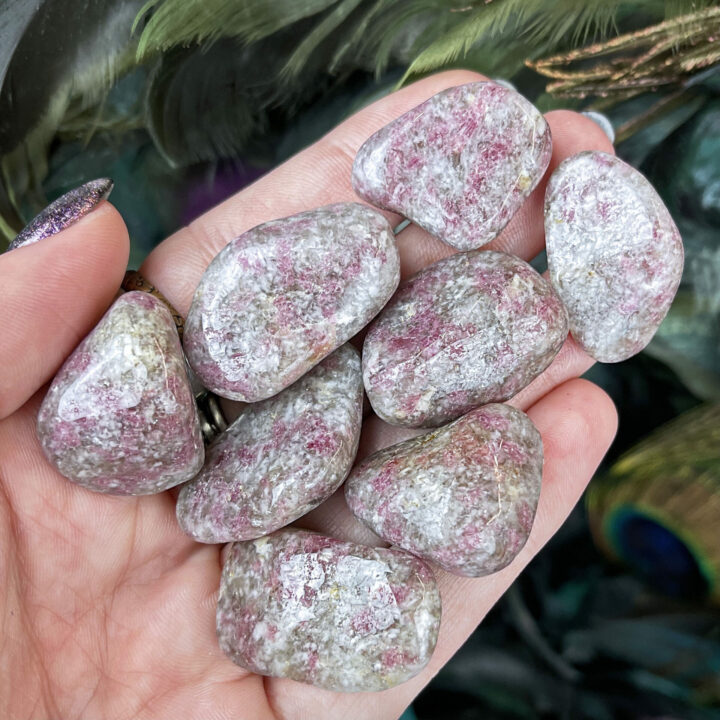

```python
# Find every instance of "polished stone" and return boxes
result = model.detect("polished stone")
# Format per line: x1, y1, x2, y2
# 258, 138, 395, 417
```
346, 404, 543, 577
362, 251, 568, 427
184, 203, 399, 402
37, 292, 204, 495
216, 529, 441, 692
177, 345, 363, 543
352, 82, 552, 250
545, 151, 684, 362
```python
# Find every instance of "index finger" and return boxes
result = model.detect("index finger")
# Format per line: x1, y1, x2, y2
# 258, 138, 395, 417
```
139, 70, 614, 313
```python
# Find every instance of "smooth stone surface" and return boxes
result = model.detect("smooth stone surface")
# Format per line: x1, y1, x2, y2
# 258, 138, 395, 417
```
37, 292, 204, 495
352, 81, 552, 251
184, 202, 400, 402
217, 529, 441, 692
362, 251, 568, 428
545, 151, 684, 363
176, 345, 363, 543
346, 404, 543, 577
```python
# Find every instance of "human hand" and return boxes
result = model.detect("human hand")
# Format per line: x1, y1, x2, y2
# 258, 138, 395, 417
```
0, 70, 618, 720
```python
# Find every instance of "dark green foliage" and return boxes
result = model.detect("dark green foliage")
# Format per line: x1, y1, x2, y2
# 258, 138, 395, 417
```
146, 41, 266, 165
0, 0, 144, 154
640, 101, 720, 400
415, 505, 720, 718
0, 0, 146, 240
0, 0, 716, 244
134, 0, 342, 52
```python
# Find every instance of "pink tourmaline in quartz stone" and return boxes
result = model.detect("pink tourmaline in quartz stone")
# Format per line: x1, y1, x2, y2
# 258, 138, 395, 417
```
216, 529, 441, 692
183, 202, 400, 402
352, 82, 552, 251
346, 404, 543, 577
362, 250, 568, 428
37, 292, 204, 495
545, 151, 684, 362
176, 344, 363, 543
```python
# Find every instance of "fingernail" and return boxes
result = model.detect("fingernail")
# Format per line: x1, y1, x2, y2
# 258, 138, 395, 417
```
581, 111, 615, 144
492, 78, 517, 92
6, 178, 114, 252
393, 218, 411, 235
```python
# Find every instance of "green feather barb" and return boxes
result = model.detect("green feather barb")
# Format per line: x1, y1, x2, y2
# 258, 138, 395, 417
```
134, 0, 340, 57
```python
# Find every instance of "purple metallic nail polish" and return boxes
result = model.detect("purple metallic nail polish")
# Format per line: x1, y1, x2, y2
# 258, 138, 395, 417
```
6, 178, 114, 252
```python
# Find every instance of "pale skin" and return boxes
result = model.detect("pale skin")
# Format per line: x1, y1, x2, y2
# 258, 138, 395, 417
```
0, 71, 618, 720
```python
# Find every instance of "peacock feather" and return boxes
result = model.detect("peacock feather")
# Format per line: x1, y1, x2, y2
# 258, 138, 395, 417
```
588, 402, 720, 603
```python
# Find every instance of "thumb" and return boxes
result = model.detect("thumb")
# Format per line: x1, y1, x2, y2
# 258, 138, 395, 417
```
0, 195, 129, 418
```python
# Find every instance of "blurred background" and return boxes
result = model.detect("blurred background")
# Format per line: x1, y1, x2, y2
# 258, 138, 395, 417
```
2, 1, 720, 717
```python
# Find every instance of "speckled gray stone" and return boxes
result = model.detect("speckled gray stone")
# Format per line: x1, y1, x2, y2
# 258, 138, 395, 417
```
346, 404, 543, 577
545, 151, 684, 362
362, 251, 569, 428
37, 292, 204, 495
176, 345, 363, 543
184, 203, 400, 402
217, 529, 441, 692
352, 82, 552, 251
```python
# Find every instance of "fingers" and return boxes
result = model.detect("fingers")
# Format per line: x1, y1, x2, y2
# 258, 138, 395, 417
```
0, 205, 129, 418
268, 378, 618, 720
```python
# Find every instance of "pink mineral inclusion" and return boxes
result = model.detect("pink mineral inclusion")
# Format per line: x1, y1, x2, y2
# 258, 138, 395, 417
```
362, 251, 568, 428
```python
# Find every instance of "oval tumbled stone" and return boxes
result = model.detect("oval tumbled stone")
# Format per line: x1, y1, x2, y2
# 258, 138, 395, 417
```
37, 292, 204, 495
176, 344, 363, 543
184, 202, 399, 402
362, 251, 568, 427
352, 81, 552, 250
217, 529, 441, 692
346, 404, 542, 577
545, 151, 684, 362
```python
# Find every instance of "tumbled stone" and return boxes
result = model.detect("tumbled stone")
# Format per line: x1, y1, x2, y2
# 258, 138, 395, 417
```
37, 292, 204, 495
176, 345, 363, 543
545, 151, 684, 363
217, 529, 441, 692
362, 251, 568, 428
346, 404, 543, 577
352, 81, 552, 251
184, 203, 400, 402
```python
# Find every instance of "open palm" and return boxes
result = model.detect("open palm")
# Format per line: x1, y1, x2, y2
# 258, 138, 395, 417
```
0, 71, 618, 720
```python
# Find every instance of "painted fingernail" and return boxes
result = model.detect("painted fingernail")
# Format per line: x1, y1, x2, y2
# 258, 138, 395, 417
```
6, 178, 114, 252
581, 111, 615, 144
